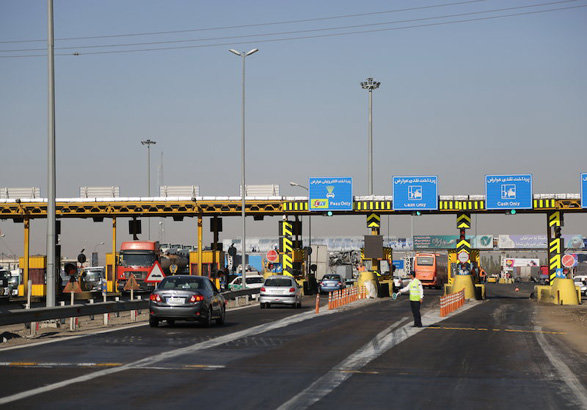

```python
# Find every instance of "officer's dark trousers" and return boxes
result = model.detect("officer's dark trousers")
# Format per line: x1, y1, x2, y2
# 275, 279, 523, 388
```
410, 300, 422, 327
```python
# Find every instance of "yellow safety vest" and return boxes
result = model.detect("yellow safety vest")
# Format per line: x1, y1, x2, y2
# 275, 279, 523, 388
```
409, 278, 423, 302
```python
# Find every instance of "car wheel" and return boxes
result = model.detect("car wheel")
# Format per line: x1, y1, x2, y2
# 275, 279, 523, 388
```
260, 303, 265, 309
166, 319, 175, 326
202, 307, 213, 328
149, 316, 158, 328
266, 303, 271, 309
216, 307, 225, 325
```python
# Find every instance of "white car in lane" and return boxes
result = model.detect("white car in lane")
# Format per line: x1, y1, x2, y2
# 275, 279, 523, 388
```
228, 275, 265, 291
259, 275, 303, 309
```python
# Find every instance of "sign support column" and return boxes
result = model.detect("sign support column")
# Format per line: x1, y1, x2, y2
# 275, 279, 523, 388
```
23, 218, 30, 297
111, 217, 117, 293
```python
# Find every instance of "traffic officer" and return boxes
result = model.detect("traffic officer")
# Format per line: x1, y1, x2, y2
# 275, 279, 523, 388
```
400, 270, 424, 327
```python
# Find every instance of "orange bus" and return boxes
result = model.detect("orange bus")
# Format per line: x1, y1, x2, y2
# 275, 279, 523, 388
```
414, 253, 448, 289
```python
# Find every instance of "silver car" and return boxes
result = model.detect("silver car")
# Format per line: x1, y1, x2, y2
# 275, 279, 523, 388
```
260, 275, 303, 309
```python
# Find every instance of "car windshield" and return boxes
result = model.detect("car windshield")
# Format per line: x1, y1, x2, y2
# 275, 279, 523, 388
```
0, 271, 10, 280
417, 257, 434, 266
120, 251, 156, 267
84, 271, 102, 280
265, 278, 293, 287
323, 275, 340, 281
246, 277, 264, 284
159, 277, 203, 291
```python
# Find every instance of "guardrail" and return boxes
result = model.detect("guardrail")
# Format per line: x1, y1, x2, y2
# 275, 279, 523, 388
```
0, 288, 260, 327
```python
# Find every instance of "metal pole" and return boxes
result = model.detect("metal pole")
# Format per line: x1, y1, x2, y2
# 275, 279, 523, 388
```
46, 0, 56, 307
241, 53, 247, 289
308, 214, 311, 272
368, 89, 373, 196
147, 143, 151, 240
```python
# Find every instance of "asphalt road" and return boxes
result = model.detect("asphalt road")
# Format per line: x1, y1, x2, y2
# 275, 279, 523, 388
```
0, 286, 585, 409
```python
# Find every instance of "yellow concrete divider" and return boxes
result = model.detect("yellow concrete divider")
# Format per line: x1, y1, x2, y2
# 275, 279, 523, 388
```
535, 278, 580, 305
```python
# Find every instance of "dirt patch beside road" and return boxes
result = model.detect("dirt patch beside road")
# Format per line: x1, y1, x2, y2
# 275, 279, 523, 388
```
535, 303, 587, 355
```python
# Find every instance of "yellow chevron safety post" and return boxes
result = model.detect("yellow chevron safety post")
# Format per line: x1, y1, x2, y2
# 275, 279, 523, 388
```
366, 213, 380, 228
548, 211, 563, 227
456, 213, 471, 229
456, 239, 471, 253
279, 221, 294, 277
549, 238, 562, 285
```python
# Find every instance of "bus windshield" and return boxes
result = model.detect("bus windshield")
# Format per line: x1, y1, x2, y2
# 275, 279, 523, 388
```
416, 257, 434, 266
120, 251, 156, 267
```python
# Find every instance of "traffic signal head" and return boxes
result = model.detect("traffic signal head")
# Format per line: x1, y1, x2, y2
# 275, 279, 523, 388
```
327, 211, 333, 217
505, 209, 516, 215
554, 226, 562, 237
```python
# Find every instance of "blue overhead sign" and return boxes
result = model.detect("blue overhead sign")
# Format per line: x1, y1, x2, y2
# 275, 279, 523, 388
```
582, 173, 587, 209
309, 177, 353, 211
485, 174, 533, 210
393, 176, 438, 211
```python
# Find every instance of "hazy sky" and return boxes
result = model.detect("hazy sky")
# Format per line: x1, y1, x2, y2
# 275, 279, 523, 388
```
1, 0, 586, 260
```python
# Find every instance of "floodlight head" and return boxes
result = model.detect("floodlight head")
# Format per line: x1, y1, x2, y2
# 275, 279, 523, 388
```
229, 49, 242, 56
246, 48, 259, 56
361, 77, 381, 91
141, 139, 156, 146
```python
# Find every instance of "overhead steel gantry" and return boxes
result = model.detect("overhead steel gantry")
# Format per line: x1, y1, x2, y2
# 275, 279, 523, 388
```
0, 194, 584, 219
1, 195, 584, 296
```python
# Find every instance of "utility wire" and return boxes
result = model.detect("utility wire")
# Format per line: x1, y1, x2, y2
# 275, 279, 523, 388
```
0, 0, 579, 53
1, 4, 584, 58
0, 0, 492, 44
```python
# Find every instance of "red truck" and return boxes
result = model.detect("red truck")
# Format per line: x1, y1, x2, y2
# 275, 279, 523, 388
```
117, 241, 161, 292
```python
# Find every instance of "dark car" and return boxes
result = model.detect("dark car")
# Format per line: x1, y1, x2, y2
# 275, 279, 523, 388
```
149, 275, 225, 327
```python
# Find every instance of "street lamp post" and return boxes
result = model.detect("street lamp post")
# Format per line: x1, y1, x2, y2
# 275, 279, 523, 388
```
360, 77, 381, 195
229, 48, 259, 289
141, 139, 157, 240
290, 182, 311, 277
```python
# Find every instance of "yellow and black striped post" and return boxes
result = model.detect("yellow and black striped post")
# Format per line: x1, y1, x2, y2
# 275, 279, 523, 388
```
456, 212, 471, 229
279, 220, 294, 277
456, 213, 471, 275
367, 213, 381, 275
547, 211, 564, 285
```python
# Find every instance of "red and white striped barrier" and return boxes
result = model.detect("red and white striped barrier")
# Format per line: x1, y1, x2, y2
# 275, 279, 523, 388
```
440, 290, 465, 317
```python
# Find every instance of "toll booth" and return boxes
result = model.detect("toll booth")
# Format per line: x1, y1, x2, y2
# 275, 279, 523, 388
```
360, 246, 393, 297
18, 255, 46, 297
189, 250, 224, 277
448, 249, 480, 284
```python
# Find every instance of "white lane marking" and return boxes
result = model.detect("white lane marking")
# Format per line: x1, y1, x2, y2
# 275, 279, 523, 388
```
278, 301, 481, 410
534, 326, 587, 408
0, 308, 336, 405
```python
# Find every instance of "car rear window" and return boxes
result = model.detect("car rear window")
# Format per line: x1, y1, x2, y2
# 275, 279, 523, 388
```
160, 277, 202, 290
264, 278, 293, 287
247, 277, 264, 284
323, 275, 340, 280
